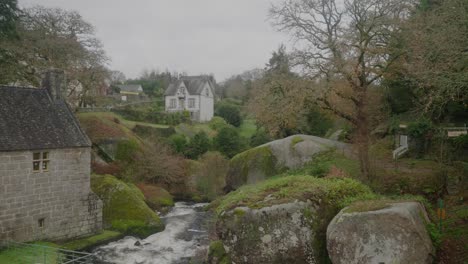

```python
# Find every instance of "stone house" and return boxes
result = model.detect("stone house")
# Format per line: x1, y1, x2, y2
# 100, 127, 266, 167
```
164, 76, 215, 122
0, 70, 102, 243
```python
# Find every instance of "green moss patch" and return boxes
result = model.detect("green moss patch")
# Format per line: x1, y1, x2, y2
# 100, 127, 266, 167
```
61, 230, 122, 251
214, 175, 375, 215
226, 146, 279, 188
91, 174, 164, 238
136, 183, 174, 209
208, 240, 231, 264
291, 136, 305, 147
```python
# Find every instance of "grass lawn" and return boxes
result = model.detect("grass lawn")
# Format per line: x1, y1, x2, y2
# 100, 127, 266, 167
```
0, 242, 60, 264
239, 119, 257, 139
175, 123, 217, 138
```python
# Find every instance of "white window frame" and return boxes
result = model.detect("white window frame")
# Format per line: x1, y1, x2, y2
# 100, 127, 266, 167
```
170, 99, 177, 109
33, 151, 50, 172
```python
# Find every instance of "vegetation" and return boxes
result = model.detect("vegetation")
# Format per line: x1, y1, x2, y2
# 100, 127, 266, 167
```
191, 152, 229, 201
214, 126, 245, 158
136, 184, 174, 210
61, 230, 122, 251
91, 174, 164, 238
208, 240, 231, 264
216, 175, 375, 214
0, 242, 60, 264
215, 100, 243, 127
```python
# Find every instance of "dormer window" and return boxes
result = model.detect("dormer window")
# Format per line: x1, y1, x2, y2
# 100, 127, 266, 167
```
33, 151, 50, 172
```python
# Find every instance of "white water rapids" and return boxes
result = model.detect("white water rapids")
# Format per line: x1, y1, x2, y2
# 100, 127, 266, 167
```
94, 202, 212, 264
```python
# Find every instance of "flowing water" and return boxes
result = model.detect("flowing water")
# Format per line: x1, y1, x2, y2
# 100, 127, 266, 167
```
94, 202, 212, 264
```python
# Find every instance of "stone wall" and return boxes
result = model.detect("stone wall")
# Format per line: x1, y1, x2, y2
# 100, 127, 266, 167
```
0, 147, 102, 243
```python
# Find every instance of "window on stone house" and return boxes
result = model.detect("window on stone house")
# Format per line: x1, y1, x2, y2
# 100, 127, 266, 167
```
38, 218, 45, 228
33, 151, 50, 172
170, 99, 177, 109
188, 98, 195, 108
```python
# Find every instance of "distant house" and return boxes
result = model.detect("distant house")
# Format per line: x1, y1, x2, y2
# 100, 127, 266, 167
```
0, 70, 102, 242
164, 76, 215, 122
115, 84, 146, 102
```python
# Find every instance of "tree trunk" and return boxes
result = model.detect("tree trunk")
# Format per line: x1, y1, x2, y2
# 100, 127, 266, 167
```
355, 91, 371, 181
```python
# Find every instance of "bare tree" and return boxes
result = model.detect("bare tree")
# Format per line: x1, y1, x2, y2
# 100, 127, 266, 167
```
270, 0, 414, 180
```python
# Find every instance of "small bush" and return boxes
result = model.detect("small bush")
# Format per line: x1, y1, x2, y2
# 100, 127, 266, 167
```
209, 116, 229, 131
115, 139, 139, 161
216, 103, 242, 127
185, 131, 211, 159
250, 127, 271, 147
169, 134, 188, 154
192, 152, 228, 201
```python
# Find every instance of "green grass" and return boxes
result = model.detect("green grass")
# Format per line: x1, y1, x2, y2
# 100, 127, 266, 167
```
239, 119, 257, 139
0, 242, 60, 264
175, 123, 217, 138
61, 230, 122, 251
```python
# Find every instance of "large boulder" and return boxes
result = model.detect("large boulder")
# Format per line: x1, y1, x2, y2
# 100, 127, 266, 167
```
226, 135, 349, 190
213, 176, 374, 264
91, 174, 164, 238
327, 201, 434, 264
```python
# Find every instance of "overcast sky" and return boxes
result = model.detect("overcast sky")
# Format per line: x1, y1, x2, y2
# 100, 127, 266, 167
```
19, 0, 289, 82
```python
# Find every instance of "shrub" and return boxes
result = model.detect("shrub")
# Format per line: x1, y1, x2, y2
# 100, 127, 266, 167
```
209, 116, 229, 131
214, 126, 243, 158
192, 152, 229, 201
115, 139, 139, 161
185, 131, 211, 159
169, 134, 188, 154
250, 127, 271, 147
216, 103, 242, 127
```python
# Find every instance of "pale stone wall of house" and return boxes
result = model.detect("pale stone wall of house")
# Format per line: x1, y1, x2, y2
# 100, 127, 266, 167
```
0, 148, 102, 243
199, 83, 214, 122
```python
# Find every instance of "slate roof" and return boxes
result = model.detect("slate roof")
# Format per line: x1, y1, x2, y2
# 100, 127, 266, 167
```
116, 84, 143, 93
0, 86, 91, 151
165, 76, 215, 96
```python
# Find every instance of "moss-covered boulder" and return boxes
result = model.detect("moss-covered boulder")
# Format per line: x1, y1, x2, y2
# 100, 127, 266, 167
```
91, 174, 164, 238
327, 201, 434, 264
213, 176, 374, 264
136, 183, 174, 210
226, 135, 349, 190
208, 240, 231, 264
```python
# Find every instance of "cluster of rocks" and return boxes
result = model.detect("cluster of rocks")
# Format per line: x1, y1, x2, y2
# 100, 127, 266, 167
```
211, 201, 434, 264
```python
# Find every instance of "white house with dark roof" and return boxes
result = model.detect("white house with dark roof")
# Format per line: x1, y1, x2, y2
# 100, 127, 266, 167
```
164, 76, 215, 122
0, 70, 102, 242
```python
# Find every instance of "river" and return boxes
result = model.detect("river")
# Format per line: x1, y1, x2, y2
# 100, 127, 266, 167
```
94, 202, 212, 264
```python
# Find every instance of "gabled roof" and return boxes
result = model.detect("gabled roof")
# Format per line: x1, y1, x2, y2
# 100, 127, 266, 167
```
165, 76, 215, 96
0, 86, 91, 151
116, 84, 143, 93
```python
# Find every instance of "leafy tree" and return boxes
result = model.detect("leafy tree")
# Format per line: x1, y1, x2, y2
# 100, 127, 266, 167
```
270, 0, 414, 180
0, 0, 19, 39
185, 131, 210, 159
0, 5, 109, 103
215, 102, 242, 127
214, 126, 243, 158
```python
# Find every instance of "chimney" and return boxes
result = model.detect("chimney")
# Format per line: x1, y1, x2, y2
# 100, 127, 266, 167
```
42, 69, 66, 101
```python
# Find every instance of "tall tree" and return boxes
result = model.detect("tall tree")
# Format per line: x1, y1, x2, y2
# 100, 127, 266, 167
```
0, 0, 19, 39
270, 0, 414, 180
401, 0, 468, 118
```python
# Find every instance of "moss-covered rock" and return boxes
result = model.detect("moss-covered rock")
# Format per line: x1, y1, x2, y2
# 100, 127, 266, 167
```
213, 176, 374, 263
91, 174, 164, 238
225, 135, 349, 190
208, 240, 231, 264
136, 183, 174, 210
